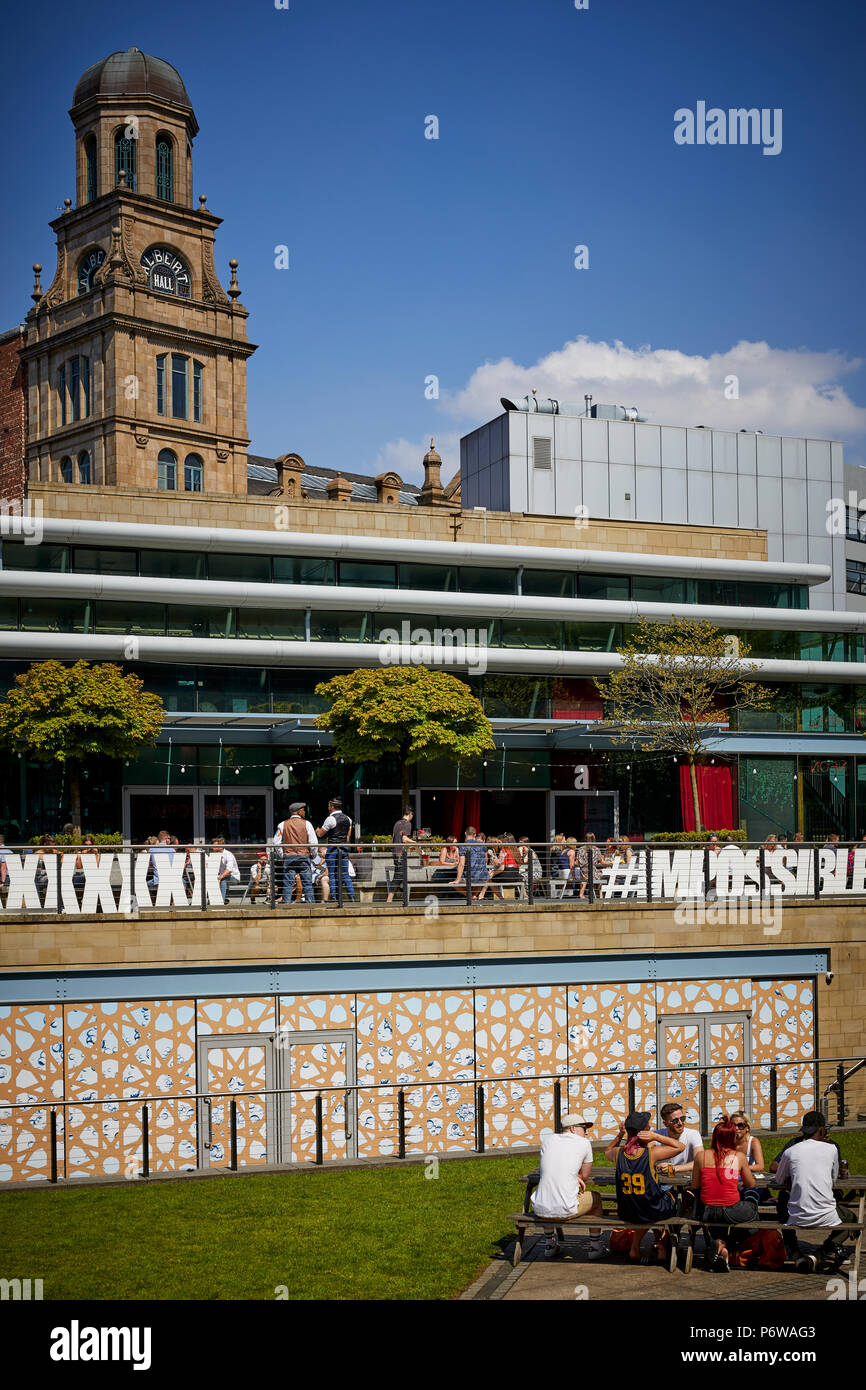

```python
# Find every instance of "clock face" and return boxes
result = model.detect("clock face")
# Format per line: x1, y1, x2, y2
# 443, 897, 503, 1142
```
77, 247, 106, 294
140, 246, 191, 299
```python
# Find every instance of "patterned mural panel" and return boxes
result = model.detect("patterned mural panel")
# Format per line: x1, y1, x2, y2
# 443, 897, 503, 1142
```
278, 994, 356, 1034
475, 986, 567, 1148
656, 979, 752, 1014
0, 1005, 64, 1183
286, 1037, 350, 1162
657, 1021, 702, 1128
752, 979, 815, 1127
64, 1001, 196, 1177
196, 997, 278, 1034
355, 991, 475, 1154
201, 1041, 270, 1167
708, 1019, 748, 1121
566, 983, 656, 1135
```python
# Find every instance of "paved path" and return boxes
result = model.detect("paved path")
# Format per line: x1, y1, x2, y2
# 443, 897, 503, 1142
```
463, 1231, 845, 1302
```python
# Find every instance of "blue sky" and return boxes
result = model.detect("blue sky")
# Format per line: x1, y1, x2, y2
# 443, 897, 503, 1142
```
4, 0, 865, 480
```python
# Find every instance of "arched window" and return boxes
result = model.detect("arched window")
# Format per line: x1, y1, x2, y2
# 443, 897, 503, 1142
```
78, 452, 92, 485
58, 356, 91, 425
114, 130, 137, 191
60, 457, 73, 483
184, 454, 203, 492
85, 136, 97, 203
158, 449, 177, 490
155, 135, 173, 201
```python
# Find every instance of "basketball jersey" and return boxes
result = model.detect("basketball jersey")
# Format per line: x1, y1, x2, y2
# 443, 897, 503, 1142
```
615, 1142, 676, 1224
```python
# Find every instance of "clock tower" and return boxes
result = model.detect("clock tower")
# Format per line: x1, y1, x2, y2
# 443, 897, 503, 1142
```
23, 48, 255, 495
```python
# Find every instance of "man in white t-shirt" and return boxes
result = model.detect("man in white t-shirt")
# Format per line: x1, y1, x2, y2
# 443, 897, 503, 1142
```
774, 1112, 854, 1273
531, 1113, 603, 1256
211, 836, 240, 903
655, 1101, 704, 1171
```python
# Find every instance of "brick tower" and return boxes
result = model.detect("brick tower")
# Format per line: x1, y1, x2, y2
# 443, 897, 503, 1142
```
22, 48, 255, 495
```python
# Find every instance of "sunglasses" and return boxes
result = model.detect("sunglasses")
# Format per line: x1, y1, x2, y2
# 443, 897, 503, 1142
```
734, 1122, 748, 1129
668, 1115, 685, 1124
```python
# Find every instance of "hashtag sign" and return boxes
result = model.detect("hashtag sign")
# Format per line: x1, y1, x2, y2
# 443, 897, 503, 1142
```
600, 854, 646, 900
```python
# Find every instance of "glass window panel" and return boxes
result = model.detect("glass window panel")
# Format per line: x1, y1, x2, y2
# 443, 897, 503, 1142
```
521, 569, 576, 598
2, 542, 69, 572
184, 454, 203, 492
93, 602, 165, 635
739, 757, 797, 840
156, 137, 173, 201
338, 560, 397, 588
800, 685, 851, 733
459, 566, 518, 594
60, 457, 73, 482
166, 606, 235, 639
311, 610, 370, 642
21, 598, 88, 632
140, 549, 206, 580
208, 553, 272, 584
78, 452, 91, 485
564, 621, 622, 651
196, 670, 270, 715
135, 664, 197, 712
85, 138, 97, 202
171, 354, 188, 419
483, 675, 550, 718
578, 573, 630, 601
271, 671, 328, 714
742, 629, 796, 660
399, 562, 458, 591
72, 547, 137, 576
796, 631, 847, 662
192, 361, 202, 422
369, 612, 456, 643
81, 357, 91, 416
272, 555, 335, 585
0, 596, 18, 629
631, 575, 687, 604
156, 355, 166, 415
500, 617, 561, 649
236, 609, 306, 639
158, 450, 177, 491
58, 364, 66, 425
70, 358, 80, 422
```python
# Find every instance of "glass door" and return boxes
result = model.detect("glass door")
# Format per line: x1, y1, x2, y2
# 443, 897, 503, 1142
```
548, 791, 619, 841
657, 1012, 752, 1128
197, 1034, 277, 1169
279, 1030, 357, 1162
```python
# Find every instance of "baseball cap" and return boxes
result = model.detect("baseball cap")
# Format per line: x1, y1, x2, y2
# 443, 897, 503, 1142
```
560, 1113, 593, 1130
625, 1110, 651, 1133
801, 1110, 827, 1135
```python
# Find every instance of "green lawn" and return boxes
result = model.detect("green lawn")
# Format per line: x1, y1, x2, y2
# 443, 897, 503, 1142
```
3, 1132, 864, 1301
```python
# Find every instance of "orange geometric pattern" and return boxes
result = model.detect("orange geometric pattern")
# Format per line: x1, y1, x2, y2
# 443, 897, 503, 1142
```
63, 1000, 196, 1178
196, 997, 277, 1034
566, 983, 657, 1132
0, 1004, 64, 1183
285, 1036, 350, 1162
475, 986, 567, 1148
201, 1039, 270, 1167
752, 979, 815, 1126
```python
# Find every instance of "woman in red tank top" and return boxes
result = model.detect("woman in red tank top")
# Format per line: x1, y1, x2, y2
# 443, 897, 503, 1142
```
691, 1116, 759, 1271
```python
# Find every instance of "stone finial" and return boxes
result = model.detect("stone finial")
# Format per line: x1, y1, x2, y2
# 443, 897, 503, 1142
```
199, 194, 207, 209
64, 198, 72, 213
109, 225, 124, 271
375, 471, 403, 506
117, 169, 127, 187
418, 437, 448, 507
325, 473, 352, 503
228, 258, 241, 300
275, 452, 304, 499
31, 264, 43, 304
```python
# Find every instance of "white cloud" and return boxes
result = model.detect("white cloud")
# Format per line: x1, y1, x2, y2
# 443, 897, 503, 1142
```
368, 431, 462, 487
442, 336, 866, 445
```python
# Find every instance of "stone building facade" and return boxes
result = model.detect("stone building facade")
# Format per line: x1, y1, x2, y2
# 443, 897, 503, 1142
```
20, 48, 255, 497
0, 327, 27, 508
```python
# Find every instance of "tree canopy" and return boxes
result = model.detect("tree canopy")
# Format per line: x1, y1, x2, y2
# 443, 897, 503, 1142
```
0, 661, 164, 824
315, 666, 495, 805
594, 618, 775, 831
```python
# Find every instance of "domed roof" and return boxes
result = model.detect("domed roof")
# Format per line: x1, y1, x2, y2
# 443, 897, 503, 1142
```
73, 48, 196, 124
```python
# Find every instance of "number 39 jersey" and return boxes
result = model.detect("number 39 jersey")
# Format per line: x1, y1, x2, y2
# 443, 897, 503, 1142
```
615, 1143, 676, 1224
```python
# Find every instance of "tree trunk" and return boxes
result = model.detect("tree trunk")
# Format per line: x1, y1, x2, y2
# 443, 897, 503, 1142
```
689, 755, 702, 833
68, 763, 82, 828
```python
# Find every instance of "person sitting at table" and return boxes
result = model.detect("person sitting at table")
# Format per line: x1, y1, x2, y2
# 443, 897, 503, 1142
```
773, 1110, 856, 1272
605, 1110, 684, 1265
769, 1108, 844, 1255
430, 837, 463, 896
531, 1113, 604, 1258
690, 1116, 759, 1271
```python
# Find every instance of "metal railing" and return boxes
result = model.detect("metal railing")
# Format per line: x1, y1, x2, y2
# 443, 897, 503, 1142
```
2, 1054, 861, 1183
1, 839, 865, 914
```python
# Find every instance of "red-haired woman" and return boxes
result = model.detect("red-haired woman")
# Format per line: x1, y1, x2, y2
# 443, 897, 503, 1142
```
691, 1116, 759, 1271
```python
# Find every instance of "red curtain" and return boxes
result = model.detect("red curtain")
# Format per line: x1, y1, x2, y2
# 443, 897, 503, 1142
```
448, 790, 482, 838
679, 764, 733, 831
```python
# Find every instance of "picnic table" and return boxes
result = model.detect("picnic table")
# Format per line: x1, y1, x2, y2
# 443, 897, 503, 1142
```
510, 1168, 866, 1277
